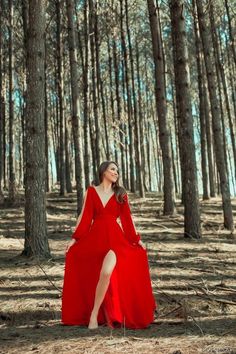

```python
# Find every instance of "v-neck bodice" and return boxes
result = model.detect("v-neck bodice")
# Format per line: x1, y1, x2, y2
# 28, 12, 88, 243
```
91, 186, 115, 209
71, 185, 141, 245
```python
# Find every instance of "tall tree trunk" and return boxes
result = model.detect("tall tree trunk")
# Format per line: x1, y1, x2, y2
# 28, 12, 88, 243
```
135, 39, 147, 194
170, 78, 181, 195
125, 0, 144, 196
210, 15, 229, 179
170, 0, 201, 238
202, 71, 215, 197
66, 0, 85, 214
171, 75, 184, 203
1, 74, 6, 190
65, 118, 72, 193
82, 0, 90, 187
113, 37, 126, 188
21, 0, 28, 189
93, 3, 110, 160
196, 0, 234, 231
0, 0, 3, 198
8, 0, 15, 203
107, 37, 115, 144
44, 49, 49, 192
120, 0, 135, 191
23, 0, 50, 258
55, 83, 60, 183
146, 120, 152, 190
224, 0, 236, 67
56, 0, 65, 195
147, 0, 176, 214
193, 2, 209, 200
210, 6, 236, 182
170, 126, 178, 195
89, 0, 101, 171
226, 39, 236, 121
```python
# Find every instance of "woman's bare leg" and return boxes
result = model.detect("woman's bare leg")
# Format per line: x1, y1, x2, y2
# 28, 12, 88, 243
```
88, 250, 117, 329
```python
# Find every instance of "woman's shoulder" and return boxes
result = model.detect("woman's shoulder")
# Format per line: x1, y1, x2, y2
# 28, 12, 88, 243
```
87, 185, 95, 193
87, 185, 98, 197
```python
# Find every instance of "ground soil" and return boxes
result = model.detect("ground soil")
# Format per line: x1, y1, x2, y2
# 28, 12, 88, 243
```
0, 191, 236, 354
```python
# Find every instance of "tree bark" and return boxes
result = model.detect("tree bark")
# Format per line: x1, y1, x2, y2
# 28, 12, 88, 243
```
23, 0, 50, 258
196, 0, 234, 231
170, 0, 201, 238
8, 0, 15, 203
147, 0, 176, 214
88, 0, 101, 171
44, 42, 49, 192
125, 0, 144, 196
135, 39, 147, 194
0, 0, 3, 198
65, 118, 72, 193
209, 4, 236, 182
193, 1, 209, 200
113, 37, 126, 188
224, 0, 236, 67
21, 0, 28, 190
66, 0, 85, 214
82, 0, 90, 187
120, 0, 135, 191
202, 69, 215, 197
56, 0, 65, 196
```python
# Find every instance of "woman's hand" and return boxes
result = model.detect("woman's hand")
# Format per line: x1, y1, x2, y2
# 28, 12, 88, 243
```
138, 240, 146, 250
65, 238, 77, 253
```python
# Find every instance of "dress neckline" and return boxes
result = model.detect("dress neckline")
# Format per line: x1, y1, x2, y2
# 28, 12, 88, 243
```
91, 186, 115, 209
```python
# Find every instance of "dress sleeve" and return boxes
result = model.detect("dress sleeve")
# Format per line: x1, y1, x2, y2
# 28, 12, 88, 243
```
71, 186, 94, 241
119, 193, 141, 245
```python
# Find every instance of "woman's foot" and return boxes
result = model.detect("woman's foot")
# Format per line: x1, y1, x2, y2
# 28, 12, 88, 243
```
88, 311, 98, 329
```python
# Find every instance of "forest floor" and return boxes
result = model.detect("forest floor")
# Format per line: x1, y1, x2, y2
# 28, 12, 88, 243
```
0, 190, 236, 354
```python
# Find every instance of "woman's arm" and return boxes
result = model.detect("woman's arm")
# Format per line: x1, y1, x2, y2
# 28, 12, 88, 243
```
71, 186, 94, 241
119, 193, 142, 245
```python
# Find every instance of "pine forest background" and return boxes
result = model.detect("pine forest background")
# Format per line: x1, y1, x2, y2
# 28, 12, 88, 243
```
0, 0, 235, 201
0, 1, 236, 352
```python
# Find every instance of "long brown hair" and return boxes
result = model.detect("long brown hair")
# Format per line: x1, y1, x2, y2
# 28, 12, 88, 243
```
92, 160, 127, 204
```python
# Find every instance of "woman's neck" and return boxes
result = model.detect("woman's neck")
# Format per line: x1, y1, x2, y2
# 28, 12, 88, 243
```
99, 181, 113, 193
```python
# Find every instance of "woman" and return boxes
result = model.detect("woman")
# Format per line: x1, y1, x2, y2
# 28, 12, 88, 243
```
61, 161, 156, 329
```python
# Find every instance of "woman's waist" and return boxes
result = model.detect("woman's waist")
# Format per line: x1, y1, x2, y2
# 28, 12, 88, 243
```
93, 214, 119, 222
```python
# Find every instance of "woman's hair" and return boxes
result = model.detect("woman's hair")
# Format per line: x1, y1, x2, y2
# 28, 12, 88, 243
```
92, 160, 127, 204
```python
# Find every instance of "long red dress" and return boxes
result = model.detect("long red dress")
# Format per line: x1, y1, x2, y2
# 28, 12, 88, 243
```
61, 185, 157, 329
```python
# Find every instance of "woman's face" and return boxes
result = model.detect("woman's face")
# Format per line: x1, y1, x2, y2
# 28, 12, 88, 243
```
103, 163, 119, 183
